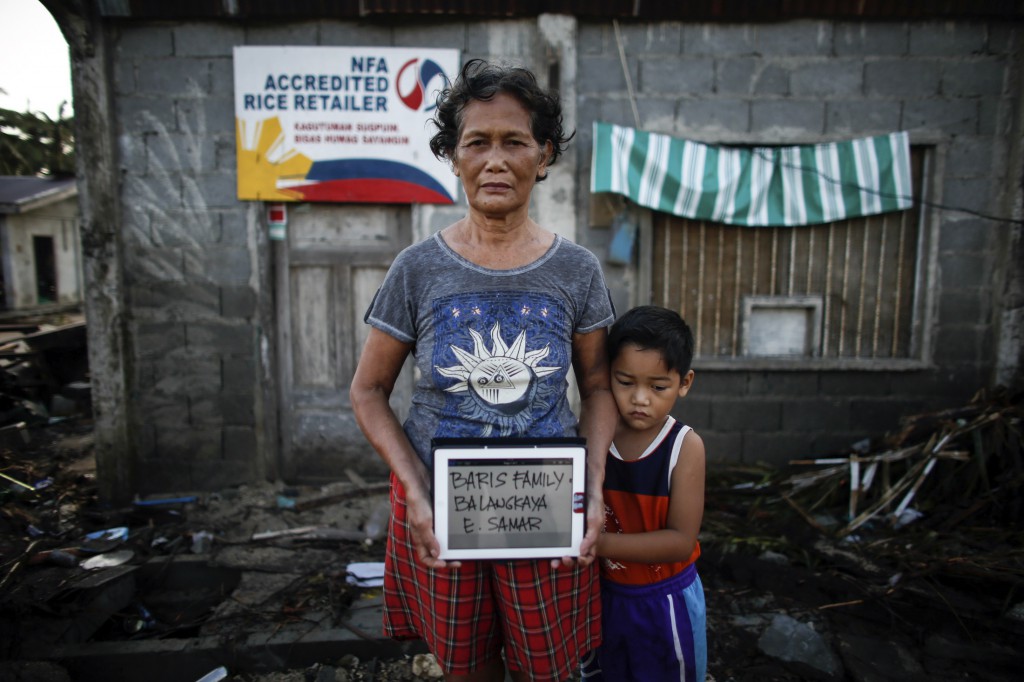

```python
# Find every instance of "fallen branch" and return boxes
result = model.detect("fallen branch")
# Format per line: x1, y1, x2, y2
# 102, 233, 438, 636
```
291, 482, 390, 512
251, 526, 369, 542
817, 599, 865, 610
0, 538, 42, 592
840, 457, 930, 536
780, 493, 828, 534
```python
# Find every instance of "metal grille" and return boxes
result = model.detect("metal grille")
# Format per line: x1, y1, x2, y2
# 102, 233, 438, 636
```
652, 148, 925, 361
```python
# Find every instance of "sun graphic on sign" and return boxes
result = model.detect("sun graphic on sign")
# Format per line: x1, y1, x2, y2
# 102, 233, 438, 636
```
437, 322, 562, 436
235, 116, 313, 201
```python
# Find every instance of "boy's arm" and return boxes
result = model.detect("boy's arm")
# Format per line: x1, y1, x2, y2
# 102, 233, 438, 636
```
597, 430, 706, 564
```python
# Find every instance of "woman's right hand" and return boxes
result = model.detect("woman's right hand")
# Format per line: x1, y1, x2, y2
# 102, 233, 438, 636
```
403, 484, 460, 569
352, 328, 460, 570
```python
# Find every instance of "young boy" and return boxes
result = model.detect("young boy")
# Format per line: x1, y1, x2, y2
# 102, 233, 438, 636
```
582, 305, 707, 681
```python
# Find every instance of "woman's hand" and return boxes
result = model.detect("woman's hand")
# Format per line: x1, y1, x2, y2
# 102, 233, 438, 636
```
550, 486, 604, 569
404, 481, 462, 570
580, 487, 605, 563
549, 328, 617, 570
352, 328, 460, 570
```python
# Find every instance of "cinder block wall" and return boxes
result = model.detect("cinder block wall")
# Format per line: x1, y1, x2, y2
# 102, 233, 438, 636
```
107, 16, 1020, 491
575, 20, 1021, 465
110, 18, 555, 492
114, 21, 263, 491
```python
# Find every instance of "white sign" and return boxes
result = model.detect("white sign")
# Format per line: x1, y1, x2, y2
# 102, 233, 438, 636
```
233, 46, 460, 204
432, 438, 587, 560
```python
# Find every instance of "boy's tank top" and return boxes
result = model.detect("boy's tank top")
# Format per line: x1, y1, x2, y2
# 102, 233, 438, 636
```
601, 416, 701, 585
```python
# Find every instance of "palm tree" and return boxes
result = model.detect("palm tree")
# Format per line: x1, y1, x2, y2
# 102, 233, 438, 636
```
0, 96, 75, 177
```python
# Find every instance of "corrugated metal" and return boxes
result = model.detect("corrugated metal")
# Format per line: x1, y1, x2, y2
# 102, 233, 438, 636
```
0, 177, 77, 215
355, 0, 1024, 20
99, 0, 1024, 20
103, 0, 363, 19
119, 0, 232, 19
612, 0, 1024, 21
357, 0, 539, 16
243, 0, 362, 18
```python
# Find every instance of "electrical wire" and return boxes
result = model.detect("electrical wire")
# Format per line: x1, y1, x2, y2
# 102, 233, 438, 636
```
749, 147, 1023, 227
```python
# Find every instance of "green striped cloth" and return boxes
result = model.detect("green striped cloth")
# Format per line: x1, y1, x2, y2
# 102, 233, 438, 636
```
591, 122, 913, 227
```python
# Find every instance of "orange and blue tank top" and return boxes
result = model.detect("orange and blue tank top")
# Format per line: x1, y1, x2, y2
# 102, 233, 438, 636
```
600, 416, 701, 585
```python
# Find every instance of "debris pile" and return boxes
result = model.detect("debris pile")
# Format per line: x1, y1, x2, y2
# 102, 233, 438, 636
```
2, 383, 1022, 681
697, 387, 1024, 681
783, 387, 1023, 538
776, 387, 1024, 605
0, 420, 398, 680
0, 315, 90, 435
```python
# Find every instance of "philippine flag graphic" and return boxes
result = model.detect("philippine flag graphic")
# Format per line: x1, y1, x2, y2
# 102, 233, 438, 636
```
298, 158, 455, 204
234, 46, 460, 205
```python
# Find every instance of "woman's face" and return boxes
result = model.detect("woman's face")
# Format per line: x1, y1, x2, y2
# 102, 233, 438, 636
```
453, 92, 552, 219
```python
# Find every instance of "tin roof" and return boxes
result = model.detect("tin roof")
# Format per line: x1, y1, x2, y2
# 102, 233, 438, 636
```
95, 0, 1024, 20
0, 176, 77, 215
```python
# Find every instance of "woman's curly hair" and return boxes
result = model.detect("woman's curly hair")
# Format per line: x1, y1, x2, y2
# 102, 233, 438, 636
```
428, 59, 573, 182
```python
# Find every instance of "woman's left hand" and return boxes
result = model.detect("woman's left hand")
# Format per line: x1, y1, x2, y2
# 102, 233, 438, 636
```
550, 328, 617, 569
551, 487, 603, 568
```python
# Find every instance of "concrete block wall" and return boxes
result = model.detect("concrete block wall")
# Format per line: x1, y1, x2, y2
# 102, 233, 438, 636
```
109, 18, 572, 493
576, 20, 1022, 465
101, 14, 1021, 491
115, 21, 267, 492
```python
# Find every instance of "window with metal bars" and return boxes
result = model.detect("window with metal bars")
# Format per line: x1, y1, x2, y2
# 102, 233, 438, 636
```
648, 147, 929, 366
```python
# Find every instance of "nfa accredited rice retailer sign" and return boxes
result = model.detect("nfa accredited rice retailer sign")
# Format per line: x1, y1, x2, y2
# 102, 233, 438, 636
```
234, 46, 460, 204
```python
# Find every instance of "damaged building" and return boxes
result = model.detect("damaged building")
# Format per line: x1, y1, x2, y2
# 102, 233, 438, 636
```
1, 3, 1023, 680
31, 1, 1024, 501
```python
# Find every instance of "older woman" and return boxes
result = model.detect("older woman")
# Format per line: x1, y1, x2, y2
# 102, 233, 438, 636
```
350, 59, 617, 682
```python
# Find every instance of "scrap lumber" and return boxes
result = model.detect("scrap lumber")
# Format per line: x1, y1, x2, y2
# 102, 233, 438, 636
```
290, 482, 389, 512
783, 389, 1023, 537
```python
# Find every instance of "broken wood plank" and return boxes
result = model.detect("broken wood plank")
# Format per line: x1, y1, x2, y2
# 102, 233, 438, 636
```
290, 482, 390, 512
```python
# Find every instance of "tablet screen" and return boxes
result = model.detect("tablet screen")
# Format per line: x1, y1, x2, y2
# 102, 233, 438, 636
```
432, 438, 586, 560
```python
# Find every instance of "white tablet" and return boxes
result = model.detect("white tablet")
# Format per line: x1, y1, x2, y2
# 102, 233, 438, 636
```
432, 437, 587, 560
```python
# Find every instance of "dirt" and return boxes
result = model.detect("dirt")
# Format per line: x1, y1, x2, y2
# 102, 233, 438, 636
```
2, 407, 1023, 682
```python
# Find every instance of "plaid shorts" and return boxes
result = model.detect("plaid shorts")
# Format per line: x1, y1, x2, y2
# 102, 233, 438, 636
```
382, 474, 601, 681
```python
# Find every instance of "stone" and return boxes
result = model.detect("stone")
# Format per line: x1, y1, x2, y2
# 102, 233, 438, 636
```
758, 613, 842, 679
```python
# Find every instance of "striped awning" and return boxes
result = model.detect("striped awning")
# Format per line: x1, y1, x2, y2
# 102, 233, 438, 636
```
591, 122, 913, 227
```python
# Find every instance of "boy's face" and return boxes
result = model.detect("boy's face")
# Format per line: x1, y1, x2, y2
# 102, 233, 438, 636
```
610, 343, 694, 436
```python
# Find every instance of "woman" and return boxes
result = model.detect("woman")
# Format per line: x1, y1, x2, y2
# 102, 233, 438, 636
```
350, 59, 618, 682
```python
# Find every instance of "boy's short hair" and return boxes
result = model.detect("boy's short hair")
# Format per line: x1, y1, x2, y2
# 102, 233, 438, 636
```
607, 305, 695, 375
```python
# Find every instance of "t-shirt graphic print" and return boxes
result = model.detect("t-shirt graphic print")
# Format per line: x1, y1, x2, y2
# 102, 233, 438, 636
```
431, 290, 570, 439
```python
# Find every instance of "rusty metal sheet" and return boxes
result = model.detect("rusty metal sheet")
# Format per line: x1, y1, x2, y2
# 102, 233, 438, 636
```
100, 0, 1024, 20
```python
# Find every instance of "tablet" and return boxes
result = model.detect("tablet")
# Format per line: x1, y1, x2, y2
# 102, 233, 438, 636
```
432, 437, 587, 560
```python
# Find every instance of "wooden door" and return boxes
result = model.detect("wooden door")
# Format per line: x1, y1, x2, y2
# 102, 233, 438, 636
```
276, 204, 412, 483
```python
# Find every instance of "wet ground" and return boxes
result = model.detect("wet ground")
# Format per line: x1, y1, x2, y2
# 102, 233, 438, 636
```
1, 394, 1022, 681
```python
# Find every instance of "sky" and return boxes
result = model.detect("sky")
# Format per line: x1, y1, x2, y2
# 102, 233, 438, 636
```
0, 0, 73, 118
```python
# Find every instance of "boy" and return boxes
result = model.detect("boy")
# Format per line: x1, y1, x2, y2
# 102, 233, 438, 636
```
581, 305, 707, 681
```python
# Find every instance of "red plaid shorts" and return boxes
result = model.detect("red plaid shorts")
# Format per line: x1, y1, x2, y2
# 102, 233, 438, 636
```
382, 474, 601, 681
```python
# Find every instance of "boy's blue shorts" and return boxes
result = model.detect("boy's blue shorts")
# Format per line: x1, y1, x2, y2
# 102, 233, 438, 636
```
581, 563, 707, 681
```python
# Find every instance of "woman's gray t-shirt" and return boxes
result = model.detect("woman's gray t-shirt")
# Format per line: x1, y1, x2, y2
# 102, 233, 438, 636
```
365, 232, 615, 467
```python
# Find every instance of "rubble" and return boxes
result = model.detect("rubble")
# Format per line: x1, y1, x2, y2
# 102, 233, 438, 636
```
698, 386, 1023, 681
757, 614, 842, 679
0, 422, 415, 680
0, 313, 90, 433
1, 327, 1022, 681
785, 387, 1023, 537
777, 387, 1024, 612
